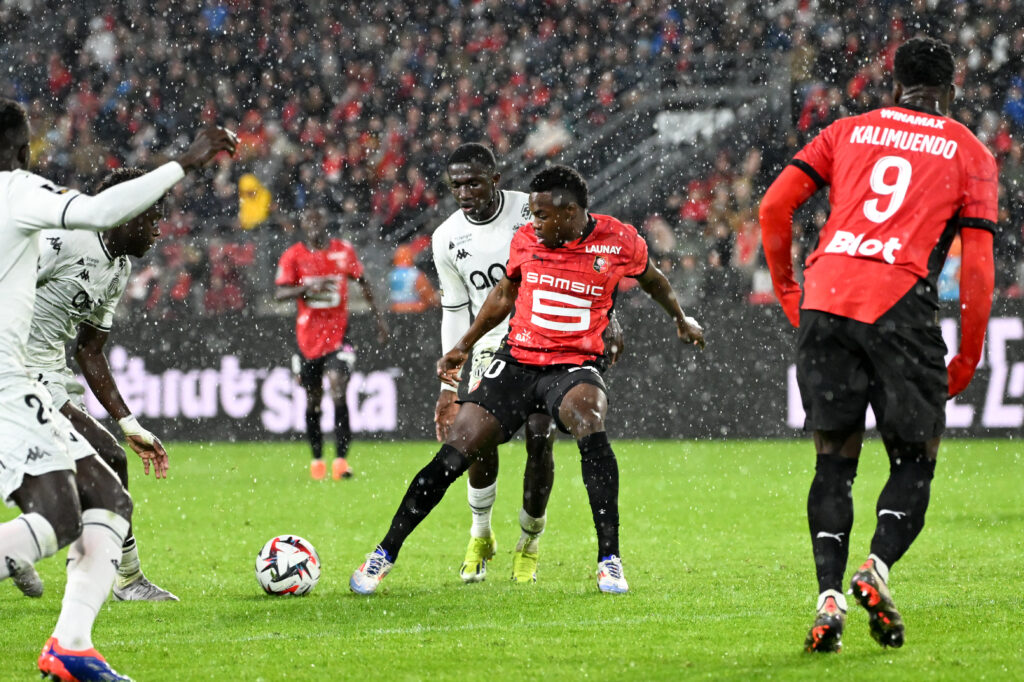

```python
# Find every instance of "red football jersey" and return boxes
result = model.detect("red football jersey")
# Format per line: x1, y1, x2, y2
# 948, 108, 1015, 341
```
793, 105, 998, 323
275, 238, 365, 359
505, 214, 648, 365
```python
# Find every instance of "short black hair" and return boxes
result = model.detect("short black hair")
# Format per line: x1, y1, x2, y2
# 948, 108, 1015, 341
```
529, 164, 589, 209
446, 142, 496, 172
0, 97, 29, 149
96, 167, 145, 192
894, 37, 954, 89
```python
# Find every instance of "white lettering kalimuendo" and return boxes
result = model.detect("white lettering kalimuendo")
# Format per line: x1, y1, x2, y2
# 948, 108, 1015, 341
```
849, 124, 957, 159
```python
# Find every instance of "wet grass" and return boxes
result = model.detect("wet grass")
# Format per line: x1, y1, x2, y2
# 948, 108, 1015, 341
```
1, 438, 1020, 680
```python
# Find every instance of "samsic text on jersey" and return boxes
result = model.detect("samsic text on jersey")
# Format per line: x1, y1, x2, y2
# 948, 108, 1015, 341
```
792, 105, 998, 323
505, 214, 648, 365
275, 239, 364, 360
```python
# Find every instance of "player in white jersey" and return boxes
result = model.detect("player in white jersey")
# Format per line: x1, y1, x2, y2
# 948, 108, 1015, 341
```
0, 97, 235, 681
432, 143, 622, 584
28, 168, 177, 602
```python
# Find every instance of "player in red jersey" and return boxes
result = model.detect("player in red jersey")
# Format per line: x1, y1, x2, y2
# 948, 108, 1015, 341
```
275, 206, 389, 481
759, 37, 998, 653
351, 165, 704, 595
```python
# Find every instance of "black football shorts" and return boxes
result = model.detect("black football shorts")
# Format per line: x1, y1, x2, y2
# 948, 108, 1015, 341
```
461, 351, 607, 441
796, 309, 947, 441
297, 345, 355, 394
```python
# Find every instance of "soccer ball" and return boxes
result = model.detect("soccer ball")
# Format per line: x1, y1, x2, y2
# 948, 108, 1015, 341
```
254, 535, 321, 596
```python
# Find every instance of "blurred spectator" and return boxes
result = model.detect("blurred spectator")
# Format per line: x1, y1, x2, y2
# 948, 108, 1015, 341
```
388, 244, 439, 314
238, 173, 272, 230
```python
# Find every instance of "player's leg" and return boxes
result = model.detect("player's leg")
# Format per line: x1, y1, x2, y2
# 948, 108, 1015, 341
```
60, 402, 177, 602
461, 447, 498, 583
326, 359, 353, 480
0, 379, 83, 598
351, 403, 507, 594
301, 356, 327, 480
795, 311, 872, 651
38, 455, 133, 680
849, 310, 946, 649
459, 346, 500, 583
553, 378, 627, 594
4, 471, 82, 597
512, 414, 555, 583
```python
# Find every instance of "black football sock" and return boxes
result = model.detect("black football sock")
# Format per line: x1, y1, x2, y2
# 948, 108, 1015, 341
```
334, 397, 351, 460
870, 442, 936, 568
807, 453, 859, 594
306, 407, 323, 460
380, 444, 469, 561
578, 432, 620, 561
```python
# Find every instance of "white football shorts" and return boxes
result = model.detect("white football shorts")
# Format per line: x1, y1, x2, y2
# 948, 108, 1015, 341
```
0, 375, 95, 507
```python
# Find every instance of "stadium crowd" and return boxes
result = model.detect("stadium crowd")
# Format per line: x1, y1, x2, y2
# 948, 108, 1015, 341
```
0, 0, 1021, 321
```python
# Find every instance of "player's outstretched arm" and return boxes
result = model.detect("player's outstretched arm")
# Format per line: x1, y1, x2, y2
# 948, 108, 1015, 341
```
758, 164, 820, 327
437, 276, 519, 385
635, 259, 705, 349
357, 276, 390, 344
947, 227, 995, 397
62, 126, 236, 232
74, 323, 169, 478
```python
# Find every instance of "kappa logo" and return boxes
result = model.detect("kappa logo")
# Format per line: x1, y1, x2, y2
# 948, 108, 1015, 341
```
815, 531, 846, 543
77, 269, 90, 282
455, 249, 471, 261
25, 446, 51, 463
47, 237, 62, 253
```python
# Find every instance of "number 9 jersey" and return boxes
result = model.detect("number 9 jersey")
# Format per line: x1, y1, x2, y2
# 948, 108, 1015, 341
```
505, 214, 648, 366
791, 105, 998, 324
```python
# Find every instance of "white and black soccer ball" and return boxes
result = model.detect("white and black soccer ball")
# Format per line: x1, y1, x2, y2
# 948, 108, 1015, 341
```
255, 535, 321, 596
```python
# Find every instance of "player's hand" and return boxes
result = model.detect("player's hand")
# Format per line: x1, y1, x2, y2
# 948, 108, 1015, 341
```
603, 314, 625, 367
126, 434, 170, 479
947, 353, 979, 398
437, 348, 468, 387
677, 315, 705, 349
434, 390, 460, 442
177, 126, 238, 171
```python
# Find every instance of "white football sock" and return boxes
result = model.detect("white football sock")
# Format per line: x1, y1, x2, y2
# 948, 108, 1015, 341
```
868, 553, 891, 584
0, 513, 58, 579
516, 508, 546, 553
467, 481, 497, 538
117, 535, 142, 588
816, 588, 848, 612
52, 509, 129, 651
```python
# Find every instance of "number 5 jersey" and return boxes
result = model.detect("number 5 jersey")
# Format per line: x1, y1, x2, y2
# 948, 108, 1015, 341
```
505, 214, 648, 366
791, 105, 998, 324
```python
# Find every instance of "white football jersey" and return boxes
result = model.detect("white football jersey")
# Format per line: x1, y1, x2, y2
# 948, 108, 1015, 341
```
27, 230, 130, 373
431, 190, 533, 349
0, 170, 82, 374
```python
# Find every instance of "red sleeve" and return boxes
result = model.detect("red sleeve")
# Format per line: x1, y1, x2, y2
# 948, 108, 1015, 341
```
791, 123, 837, 188
758, 164, 820, 327
947, 227, 995, 397
959, 141, 999, 227
275, 247, 297, 286
626, 223, 649, 276
506, 226, 530, 280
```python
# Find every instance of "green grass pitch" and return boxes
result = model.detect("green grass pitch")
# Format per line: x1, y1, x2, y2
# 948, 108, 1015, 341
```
2, 438, 1021, 681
